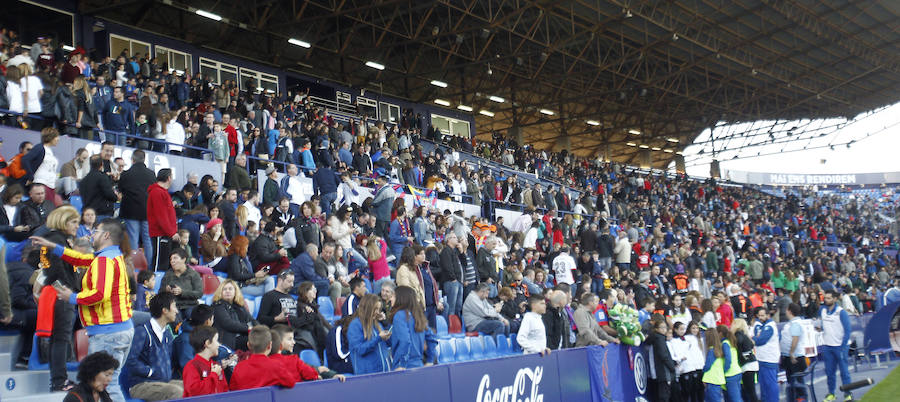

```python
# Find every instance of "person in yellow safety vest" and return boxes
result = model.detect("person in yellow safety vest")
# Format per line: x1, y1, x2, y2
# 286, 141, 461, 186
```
717, 325, 743, 402
702, 328, 727, 402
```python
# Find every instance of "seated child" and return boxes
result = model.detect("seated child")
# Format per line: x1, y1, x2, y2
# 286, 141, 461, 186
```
229, 325, 296, 390
182, 326, 229, 397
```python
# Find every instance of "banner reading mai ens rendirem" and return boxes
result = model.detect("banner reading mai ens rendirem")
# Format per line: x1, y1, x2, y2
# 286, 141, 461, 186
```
726, 170, 900, 186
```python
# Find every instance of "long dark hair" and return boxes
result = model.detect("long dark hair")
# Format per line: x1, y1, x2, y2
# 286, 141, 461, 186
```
399, 244, 424, 268
390, 286, 427, 333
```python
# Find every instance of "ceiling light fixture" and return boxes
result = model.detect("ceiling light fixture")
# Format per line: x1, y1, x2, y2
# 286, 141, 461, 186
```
430, 80, 448, 88
365, 61, 385, 70
288, 38, 311, 48
626, 142, 637, 147
639, 144, 650, 149
586, 120, 600, 126
434, 99, 451, 106
651, 147, 661, 151
539, 109, 555, 116
479, 110, 495, 117
489, 95, 505, 103
457, 105, 473, 112
195, 10, 222, 21
628, 129, 641, 135
663, 149, 674, 153
666, 137, 679, 143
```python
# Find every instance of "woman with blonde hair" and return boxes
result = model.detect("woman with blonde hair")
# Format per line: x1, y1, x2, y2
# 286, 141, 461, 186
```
30, 205, 80, 391
211, 279, 256, 350
235, 204, 249, 236
18, 63, 44, 129
71, 76, 96, 139
731, 318, 759, 402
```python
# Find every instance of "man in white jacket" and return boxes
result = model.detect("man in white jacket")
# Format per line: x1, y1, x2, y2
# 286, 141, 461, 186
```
517, 294, 551, 356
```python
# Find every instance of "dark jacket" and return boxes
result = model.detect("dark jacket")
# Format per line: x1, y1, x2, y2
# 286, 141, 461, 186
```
248, 233, 282, 270
439, 246, 464, 284
63, 382, 112, 402
74, 90, 97, 128
648, 331, 676, 382
212, 300, 255, 351
55, 86, 77, 127
118, 162, 156, 220
18, 200, 51, 234
290, 252, 328, 291
20, 143, 47, 183
312, 167, 340, 195
325, 323, 354, 374
7, 261, 37, 311
27, 230, 80, 291
225, 254, 256, 283
80, 168, 117, 216
262, 177, 280, 206
125, 320, 175, 388
579, 229, 598, 252
227, 165, 251, 192
475, 247, 498, 283
160, 269, 203, 311
217, 200, 237, 240
596, 233, 615, 258
288, 216, 320, 256
542, 306, 572, 350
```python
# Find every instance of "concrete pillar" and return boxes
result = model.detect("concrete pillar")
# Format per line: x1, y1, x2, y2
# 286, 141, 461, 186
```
640, 149, 652, 169
710, 159, 721, 178
675, 155, 686, 174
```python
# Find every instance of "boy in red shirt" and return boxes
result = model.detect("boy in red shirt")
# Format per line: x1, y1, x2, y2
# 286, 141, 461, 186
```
269, 324, 345, 382
229, 325, 296, 390
182, 326, 229, 397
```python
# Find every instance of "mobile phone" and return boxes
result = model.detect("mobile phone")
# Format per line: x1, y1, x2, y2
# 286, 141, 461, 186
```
263, 266, 271, 272
52, 280, 66, 290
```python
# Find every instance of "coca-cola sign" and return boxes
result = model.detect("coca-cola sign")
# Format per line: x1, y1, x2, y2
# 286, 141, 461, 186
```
475, 366, 544, 402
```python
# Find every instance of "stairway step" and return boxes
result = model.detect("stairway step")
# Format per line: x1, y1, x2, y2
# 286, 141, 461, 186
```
0, 370, 51, 398
0, 352, 12, 371
0, 335, 21, 354
4, 391, 66, 402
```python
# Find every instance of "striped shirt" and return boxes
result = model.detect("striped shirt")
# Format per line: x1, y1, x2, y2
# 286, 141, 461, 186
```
55, 245, 133, 335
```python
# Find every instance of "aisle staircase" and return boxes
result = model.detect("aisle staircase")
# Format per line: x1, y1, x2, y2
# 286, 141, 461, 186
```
0, 333, 69, 402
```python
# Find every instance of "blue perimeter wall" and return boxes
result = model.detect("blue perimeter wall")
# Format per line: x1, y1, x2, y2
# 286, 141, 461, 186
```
178, 345, 648, 402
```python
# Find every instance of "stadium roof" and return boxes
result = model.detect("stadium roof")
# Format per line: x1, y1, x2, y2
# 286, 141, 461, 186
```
83, 0, 900, 167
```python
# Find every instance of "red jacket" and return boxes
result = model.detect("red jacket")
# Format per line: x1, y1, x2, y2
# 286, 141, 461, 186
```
225, 125, 239, 157
269, 353, 319, 383
147, 183, 177, 237
182, 355, 229, 397
230, 354, 295, 391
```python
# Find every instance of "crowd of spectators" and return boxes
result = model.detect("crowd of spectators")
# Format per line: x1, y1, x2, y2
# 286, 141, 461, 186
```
0, 27, 899, 402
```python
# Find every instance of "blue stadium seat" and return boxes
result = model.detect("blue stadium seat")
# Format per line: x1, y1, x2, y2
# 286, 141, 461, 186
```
154, 271, 165, 292
483, 335, 499, 358
454, 337, 471, 362
435, 315, 449, 339
300, 349, 322, 367
496, 334, 512, 356
69, 195, 83, 213
214, 271, 228, 280
438, 339, 456, 364
510, 333, 523, 352
252, 296, 262, 318
29, 335, 79, 371
469, 336, 485, 360
318, 296, 335, 322
201, 294, 213, 305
